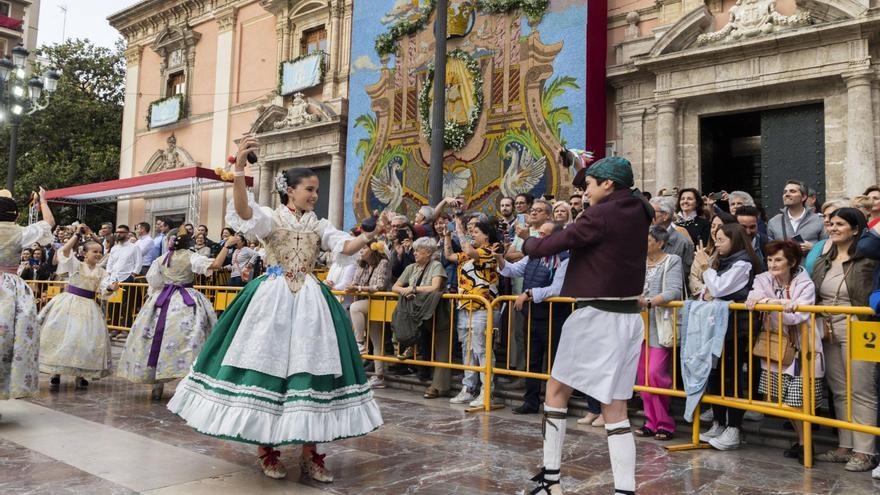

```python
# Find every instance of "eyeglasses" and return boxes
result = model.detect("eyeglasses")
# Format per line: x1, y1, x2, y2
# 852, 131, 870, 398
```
530, 208, 549, 214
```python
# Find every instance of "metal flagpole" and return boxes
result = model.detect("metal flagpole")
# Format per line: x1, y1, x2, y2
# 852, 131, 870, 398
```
428, 0, 448, 205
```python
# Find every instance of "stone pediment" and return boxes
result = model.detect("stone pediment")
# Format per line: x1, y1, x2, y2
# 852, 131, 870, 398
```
141, 134, 200, 174
646, 0, 863, 57
249, 93, 339, 135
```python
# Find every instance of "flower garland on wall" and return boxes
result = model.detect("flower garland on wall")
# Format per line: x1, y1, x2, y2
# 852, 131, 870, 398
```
146, 94, 185, 129
277, 49, 327, 95
418, 49, 483, 150
375, 0, 549, 57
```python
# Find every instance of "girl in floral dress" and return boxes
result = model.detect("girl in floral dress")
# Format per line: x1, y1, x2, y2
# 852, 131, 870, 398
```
117, 227, 217, 400
0, 188, 54, 405
168, 137, 385, 482
39, 225, 117, 390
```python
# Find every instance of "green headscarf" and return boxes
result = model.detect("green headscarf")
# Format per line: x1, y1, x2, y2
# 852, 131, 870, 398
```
586, 156, 634, 188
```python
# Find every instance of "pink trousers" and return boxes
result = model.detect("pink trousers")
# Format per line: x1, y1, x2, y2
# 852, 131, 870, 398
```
636, 345, 676, 433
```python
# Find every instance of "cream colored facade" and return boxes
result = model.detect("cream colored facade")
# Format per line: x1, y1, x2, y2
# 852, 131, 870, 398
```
606, 0, 880, 201
109, 0, 352, 234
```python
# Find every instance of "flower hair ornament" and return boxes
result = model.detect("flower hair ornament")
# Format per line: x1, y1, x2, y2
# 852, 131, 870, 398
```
370, 241, 386, 253
275, 171, 288, 194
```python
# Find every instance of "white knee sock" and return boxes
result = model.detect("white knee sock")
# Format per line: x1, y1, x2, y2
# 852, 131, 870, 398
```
605, 419, 636, 494
542, 404, 568, 481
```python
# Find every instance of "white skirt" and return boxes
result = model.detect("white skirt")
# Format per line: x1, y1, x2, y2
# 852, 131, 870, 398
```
550, 305, 644, 404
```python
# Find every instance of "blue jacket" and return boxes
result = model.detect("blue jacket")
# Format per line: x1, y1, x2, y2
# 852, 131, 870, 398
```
680, 300, 730, 422
857, 229, 880, 290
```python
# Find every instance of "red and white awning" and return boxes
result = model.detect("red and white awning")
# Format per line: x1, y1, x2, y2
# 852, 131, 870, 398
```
43, 167, 253, 203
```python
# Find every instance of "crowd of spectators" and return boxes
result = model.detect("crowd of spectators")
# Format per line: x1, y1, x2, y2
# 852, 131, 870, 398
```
334, 180, 880, 478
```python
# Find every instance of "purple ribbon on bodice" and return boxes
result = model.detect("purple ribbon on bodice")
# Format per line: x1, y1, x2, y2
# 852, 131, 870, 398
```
148, 283, 195, 368
65, 285, 96, 299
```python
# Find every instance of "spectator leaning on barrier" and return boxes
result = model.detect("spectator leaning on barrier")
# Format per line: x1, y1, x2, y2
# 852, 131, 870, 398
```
495, 221, 571, 416
811, 207, 878, 472
347, 243, 390, 357
391, 236, 450, 400
675, 188, 711, 247
746, 239, 823, 465
689, 211, 737, 296
634, 226, 683, 442
767, 180, 827, 252
443, 215, 501, 408
192, 233, 212, 257
699, 223, 764, 451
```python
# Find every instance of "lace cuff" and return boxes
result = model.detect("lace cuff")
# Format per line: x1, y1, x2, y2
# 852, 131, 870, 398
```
21, 220, 54, 248
189, 252, 214, 277
225, 192, 274, 240
323, 224, 356, 267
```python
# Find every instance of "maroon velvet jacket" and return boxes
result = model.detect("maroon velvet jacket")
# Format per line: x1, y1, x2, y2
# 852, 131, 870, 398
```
522, 179, 652, 299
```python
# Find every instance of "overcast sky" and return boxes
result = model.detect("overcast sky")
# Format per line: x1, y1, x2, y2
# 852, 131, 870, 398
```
37, 0, 141, 49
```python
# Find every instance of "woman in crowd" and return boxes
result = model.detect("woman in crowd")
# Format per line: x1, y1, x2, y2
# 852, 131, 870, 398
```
168, 138, 384, 483
689, 211, 738, 295
25, 244, 52, 281
634, 226, 683, 441
552, 201, 573, 226
443, 216, 501, 408
17, 249, 32, 277
745, 239, 822, 464
117, 226, 217, 401
191, 233, 212, 256
434, 214, 457, 292
214, 232, 257, 287
804, 199, 851, 274
811, 207, 877, 472
0, 188, 54, 402
348, 241, 390, 363
699, 223, 764, 451
38, 225, 116, 390
676, 188, 712, 247
391, 236, 450, 399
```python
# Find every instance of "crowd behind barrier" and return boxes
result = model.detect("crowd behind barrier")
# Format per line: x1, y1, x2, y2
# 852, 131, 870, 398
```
20, 179, 880, 479
23, 277, 880, 470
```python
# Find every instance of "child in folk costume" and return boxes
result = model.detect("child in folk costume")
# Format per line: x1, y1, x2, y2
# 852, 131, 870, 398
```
520, 157, 654, 495
0, 188, 55, 404
116, 227, 217, 400
39, 224, 117, 390
168, 137, 385, 482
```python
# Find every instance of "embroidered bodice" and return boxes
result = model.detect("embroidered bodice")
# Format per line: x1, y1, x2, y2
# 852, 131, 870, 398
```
162, 250, 198, 285
0, 222, 23, 268
224, 194, 354, 294
264, 228, 321, 293
69, 261, 106, 291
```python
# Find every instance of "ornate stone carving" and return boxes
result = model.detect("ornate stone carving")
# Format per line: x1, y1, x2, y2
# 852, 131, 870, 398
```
697, 0, 811, 45
216, 8, 237, 33
274, 92, 322, 129
141, 134, 200, 174
124, 46, 143, 66
625, 12, 640, 41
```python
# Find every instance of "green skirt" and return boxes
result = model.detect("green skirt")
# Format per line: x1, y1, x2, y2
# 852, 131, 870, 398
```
167, 275, 383, 446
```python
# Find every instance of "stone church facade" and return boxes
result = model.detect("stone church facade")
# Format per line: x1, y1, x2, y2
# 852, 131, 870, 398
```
606, 0, 880, 211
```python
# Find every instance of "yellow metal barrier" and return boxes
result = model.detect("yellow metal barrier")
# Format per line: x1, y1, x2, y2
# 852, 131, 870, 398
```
24, 276, 880, 458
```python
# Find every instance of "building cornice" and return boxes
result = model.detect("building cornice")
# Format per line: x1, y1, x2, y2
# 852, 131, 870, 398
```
108, 0, 259, 43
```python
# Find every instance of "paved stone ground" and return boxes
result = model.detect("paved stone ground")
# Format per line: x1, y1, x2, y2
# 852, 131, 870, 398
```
1, 368, 879, 494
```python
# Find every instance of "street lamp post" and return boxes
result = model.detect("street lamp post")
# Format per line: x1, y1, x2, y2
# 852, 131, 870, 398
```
1, 44, 60, 191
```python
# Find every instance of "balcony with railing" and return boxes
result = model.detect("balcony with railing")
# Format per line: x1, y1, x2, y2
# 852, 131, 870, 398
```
0, 15, 24, 32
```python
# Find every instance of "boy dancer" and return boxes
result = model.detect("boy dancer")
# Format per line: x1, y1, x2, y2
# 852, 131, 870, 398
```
520, 157, 653, 494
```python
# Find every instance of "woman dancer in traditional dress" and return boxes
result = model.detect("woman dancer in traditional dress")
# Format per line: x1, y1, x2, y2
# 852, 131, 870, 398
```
39, 224, 117, 390
117, 226, 217, 400
168, 137, 385, 482
0, 188, 54, 405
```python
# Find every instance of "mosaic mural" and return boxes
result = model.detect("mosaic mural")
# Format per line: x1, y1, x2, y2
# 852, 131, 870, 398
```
344, 0, 587, 226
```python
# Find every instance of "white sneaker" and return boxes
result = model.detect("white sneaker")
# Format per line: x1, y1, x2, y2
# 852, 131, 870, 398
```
450, 388, 475, 404
699, 408, 714, 423
367, 376, 385, 389
357, 341, 367, 355
872, 463, 880, 480
743, 410, 764, 422
699, 422, 725, 442
708, 426, 742, 451
468, 391, 488, 408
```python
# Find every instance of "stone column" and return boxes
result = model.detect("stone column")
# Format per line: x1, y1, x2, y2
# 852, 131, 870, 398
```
844, 71, 876, 196
117, 45, 142, 227
618, 108, 645, 188
258, 162, 275, 207
654, 100, 678, 194
328, 152, 346, 228
206, 8, 237, 235
325, 0, 343, 99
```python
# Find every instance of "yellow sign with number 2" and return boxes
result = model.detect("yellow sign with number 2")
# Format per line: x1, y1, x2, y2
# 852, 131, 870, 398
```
852, 321, 880, 363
